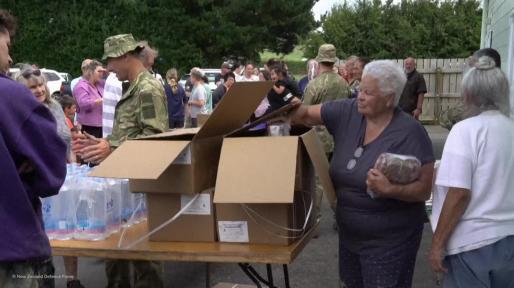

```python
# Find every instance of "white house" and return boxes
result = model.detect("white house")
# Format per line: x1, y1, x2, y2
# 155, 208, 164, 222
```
480, 0, 514, 115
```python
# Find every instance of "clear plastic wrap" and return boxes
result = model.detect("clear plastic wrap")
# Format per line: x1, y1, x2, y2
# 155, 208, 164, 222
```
367, 153, 421, 198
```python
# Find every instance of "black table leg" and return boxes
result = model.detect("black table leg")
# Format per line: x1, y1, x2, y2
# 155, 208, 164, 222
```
238, 263, 263, 288
283, 264, 290, 288
266, 264, 274, 288
205, 262, 210, 288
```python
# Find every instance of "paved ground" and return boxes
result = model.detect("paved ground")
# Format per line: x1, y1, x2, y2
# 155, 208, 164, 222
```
52, 125, 449, 288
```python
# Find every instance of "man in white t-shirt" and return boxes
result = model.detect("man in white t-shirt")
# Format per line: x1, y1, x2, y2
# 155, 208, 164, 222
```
430, 55, 514, 287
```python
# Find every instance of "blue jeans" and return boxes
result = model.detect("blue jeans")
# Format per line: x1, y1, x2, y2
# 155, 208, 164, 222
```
443, 235, 514, 288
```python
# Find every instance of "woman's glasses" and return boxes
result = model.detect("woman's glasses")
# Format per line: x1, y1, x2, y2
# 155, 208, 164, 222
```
21, 69, 41, 79
346, 146, 364, 170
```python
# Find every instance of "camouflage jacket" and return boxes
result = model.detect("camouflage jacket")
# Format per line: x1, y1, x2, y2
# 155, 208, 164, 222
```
303, 71, 350, 154
107, 70, 169, 148
439, 102, 464, 130
303, 71, 350, 105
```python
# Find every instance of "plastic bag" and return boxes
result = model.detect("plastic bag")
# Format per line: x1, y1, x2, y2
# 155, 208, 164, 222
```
367, 153, 421, 198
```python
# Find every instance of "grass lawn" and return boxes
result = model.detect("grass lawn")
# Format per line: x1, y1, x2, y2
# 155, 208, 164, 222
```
260, 46, 305, 62
259, 46, 306, 78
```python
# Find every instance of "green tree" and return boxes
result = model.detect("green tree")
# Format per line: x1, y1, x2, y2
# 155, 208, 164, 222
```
1, 0, 316, 75
308, 0, 481, 60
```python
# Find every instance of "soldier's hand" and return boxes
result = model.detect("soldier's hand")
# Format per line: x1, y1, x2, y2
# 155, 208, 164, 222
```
80, 139, 112, 164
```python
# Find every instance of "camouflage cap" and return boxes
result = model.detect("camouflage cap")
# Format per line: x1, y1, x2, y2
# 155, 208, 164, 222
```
102, 34, 142, 60
315, 44, 338, 63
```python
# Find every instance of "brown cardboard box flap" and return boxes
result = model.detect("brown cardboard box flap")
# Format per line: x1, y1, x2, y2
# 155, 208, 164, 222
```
89, 140, 190, 179
138, 128, 200, 140
300, 129, 337, 208
195, 81, 273, 140
214, 137, 299, 204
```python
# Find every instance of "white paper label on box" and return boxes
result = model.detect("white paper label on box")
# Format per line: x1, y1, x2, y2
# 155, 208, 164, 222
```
218, 221, 249, 243
172, 144, 192, 165
180, 194, 211, 215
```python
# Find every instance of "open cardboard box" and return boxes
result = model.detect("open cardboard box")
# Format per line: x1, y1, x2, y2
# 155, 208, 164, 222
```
214, 126, 336, 245
89, 82, 273, 242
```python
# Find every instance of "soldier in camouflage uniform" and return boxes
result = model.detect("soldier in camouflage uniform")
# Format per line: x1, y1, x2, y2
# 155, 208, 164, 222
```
304, 44, 351, 155
73, 34, 168, 288
304, 44, 350, 227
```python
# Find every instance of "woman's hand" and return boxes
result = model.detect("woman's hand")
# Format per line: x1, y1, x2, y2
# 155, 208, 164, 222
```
429, 243, 448, 274
366, 168, 393, 197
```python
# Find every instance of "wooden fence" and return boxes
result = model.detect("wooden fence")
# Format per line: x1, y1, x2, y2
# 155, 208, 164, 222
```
389, 58, 468, 123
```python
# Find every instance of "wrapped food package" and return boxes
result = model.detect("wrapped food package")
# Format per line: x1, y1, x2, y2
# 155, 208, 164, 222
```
367, 153, 421, 198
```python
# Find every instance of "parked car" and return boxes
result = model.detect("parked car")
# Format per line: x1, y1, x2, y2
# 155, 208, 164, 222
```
8, 67, 66, 98
178, 69, 220, 92
58, 72, 72, 82
202, 68, 221, 92
178, 74, 190, 90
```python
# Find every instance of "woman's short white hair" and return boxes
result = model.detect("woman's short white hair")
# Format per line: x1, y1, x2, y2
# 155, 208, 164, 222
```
362, 60, 406, 106
462, 56, 510, 117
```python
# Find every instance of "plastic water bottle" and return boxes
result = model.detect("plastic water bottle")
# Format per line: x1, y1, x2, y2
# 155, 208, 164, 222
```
53, 182, 75, 240
74, 177, 105, 240
133, 193, 147, 224
41, 197, 58, 240
120, 179, 134, 227
106, 179, 121, 235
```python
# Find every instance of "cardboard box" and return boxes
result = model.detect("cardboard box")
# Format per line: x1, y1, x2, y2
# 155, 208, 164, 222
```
214, 127, 336, 245
89, 82, 273, 242
212, 283, 257, 288
89, 81, 273, 195
146, 191, 215, 242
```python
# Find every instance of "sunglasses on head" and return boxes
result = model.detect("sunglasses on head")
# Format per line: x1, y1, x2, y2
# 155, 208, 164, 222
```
21, 69, 41, 79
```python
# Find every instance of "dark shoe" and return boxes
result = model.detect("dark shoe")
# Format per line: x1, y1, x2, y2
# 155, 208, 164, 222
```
67, 280, 85, 288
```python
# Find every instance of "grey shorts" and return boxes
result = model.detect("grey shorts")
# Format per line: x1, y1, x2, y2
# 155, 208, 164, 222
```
443, 235, 514, 288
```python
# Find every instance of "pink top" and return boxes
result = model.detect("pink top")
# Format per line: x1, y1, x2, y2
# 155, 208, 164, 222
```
73, 78, 104, 127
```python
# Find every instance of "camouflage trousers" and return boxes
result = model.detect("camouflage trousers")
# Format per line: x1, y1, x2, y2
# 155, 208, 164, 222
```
314, 125, 334, 155
439, 102, 464, 130
0, 257, 55, 288
105, 260, 163, 288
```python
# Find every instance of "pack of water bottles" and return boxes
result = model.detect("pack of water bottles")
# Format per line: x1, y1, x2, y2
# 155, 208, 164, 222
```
41, 163, 147, 241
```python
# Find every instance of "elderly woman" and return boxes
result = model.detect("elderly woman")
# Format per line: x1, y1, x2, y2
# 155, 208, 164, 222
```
73, 59, 106, 138
15, 68, 71, 160
292, 60, 434, 288
429, 56, 514, 287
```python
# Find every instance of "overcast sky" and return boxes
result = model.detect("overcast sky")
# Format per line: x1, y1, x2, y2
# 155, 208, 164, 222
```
312, 0, 402, 20
312, 0, 341, 20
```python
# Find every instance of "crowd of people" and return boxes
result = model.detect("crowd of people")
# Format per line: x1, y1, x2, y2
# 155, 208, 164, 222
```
1, 8, 513, 288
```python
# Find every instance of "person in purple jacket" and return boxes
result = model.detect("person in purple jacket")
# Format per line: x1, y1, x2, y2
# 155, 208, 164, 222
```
0, 10, 67, 288
73, 59, 106, 138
